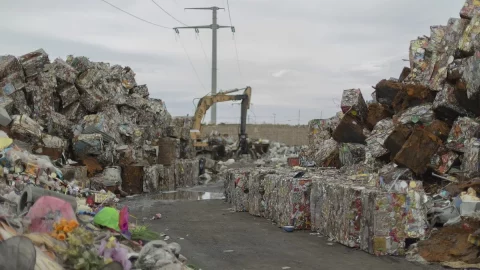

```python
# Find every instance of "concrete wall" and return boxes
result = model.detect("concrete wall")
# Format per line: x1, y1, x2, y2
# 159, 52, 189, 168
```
201, 124, 308, 146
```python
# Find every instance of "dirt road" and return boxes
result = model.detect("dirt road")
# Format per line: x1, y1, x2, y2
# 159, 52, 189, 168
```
124, 185, 442, 270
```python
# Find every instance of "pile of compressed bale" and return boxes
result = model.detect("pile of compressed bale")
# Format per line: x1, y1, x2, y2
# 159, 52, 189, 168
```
0, 49, 199, 195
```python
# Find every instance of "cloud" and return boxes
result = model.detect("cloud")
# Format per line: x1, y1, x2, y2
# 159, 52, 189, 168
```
0, 0, 465, 124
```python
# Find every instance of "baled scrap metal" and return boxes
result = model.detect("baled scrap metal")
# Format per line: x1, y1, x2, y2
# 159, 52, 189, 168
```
459, 14, 480, 56
274, 176, 312, 229
445, 116, 480, 153
365, 118, 394, 158
50, 58, 78, 84
398, 67, 411, 82
11, 114, 43, 141
73, 133, 103, 156
393, 103, 435, 126
430, 147, 459, 174
48, 111, 73, 138
157, 137, 180, 166
392, 84, 435, 113
143, 144, 159, 165
366, 103, 391, 130
1, 71, 26, 94
143, 165, 162, 193
0, 55, 23, 81
429, 18, 469, 91
82, 110, 119, 143
460, 0, 480, 19
62, 101, 87, 122
384, 125, 412, 160
31, 71, 56, 122
424, 119, 451, 142
332, 114, 367, 144
66, 55, 92, 74
404, 37, 430, 84
447, 59, 466, 81
121, 164, 144, 195
8, 88, 31, 116
118, 66, 136, 90
18, 49, 50, 78
377, 163, 413, 186
75, 68, 109, 112
229, 170, 250, 212
339, 143, 366, 167
459, 52, 480, 99
433, 84, 468, 121
313, 138, 339, 167
0, 107, 11, 126
174, 159, 199, 188
461, 138, 480, 177
162, 165, 176, 191
58, 85, 80, 108
394, 129, 442, 175
0, 93, 14, 114
130, 84, 149, 98
340, 89, 368, 122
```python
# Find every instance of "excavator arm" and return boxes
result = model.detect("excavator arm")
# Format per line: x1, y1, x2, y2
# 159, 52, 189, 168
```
191, 87, 252, 153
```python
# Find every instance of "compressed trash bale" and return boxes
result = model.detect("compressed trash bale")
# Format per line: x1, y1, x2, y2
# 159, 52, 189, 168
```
392, 84, 434, 114
433, 84, 468, 121
48, 112, 73, 138
0, 55, 23, 81
0, 107, 11, 126
375, 79, 403, 108
156, 137, 180, 166
130, 84, 149, 98
314, 138, 340, 167
447, 59, 466, 81
398, 67, 411, 82
461, 138, 480, 177
50, 58, 78, 84
339, 143, 366, 167
394, 129, 442, 174
10, 114, 43, 142
333, 114, 367, 144
229, 170, 250, 212
384, 125, 412, 159
429, 18, 469, 91
459, 15, 480, 56
162, 165, 176, 190
404, 35, 433, 84
121, 165, 144, 195
394, 103, 435, 126
143, 165, 162, 193
365, 118, 395, 158
73, 133, 103, 157
340, 89, 368, 121
62, 101, 87, 122
66, 55, 92, 74
366, 103, 392, 130
424, 119, 451, 142
460, 0, 480, 19
9, 89, 31, 116
445, 117, 480, 153
377, 163, 414, 186
430, 147, 459, 174
58, 84, 80, 108
0, 70, 26, 94
18, 49, 50, 78
457, 52, 480, 99
75, 68, 109, 112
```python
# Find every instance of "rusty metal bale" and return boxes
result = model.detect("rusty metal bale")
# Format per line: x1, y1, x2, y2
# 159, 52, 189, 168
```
375, 79, 403, 108
332, 114, 367, 144
121, 164, 144, 195
156, 137, 180, 166
394, 128, 442, 175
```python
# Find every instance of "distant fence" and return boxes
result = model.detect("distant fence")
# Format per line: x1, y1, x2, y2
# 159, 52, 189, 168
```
201, 124, 308, 146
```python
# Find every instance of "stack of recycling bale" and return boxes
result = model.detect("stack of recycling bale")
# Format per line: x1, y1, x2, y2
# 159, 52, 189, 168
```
0, 49, 198, 194
307, 2, 480, 181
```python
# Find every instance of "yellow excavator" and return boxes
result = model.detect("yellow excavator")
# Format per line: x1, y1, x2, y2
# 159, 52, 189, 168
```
190, 86, 256, 159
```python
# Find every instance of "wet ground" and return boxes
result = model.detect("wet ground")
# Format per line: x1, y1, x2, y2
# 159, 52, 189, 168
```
124, 183, 443, 270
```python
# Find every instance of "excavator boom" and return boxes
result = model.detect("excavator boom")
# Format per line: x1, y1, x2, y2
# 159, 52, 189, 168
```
190, 86, 253, 157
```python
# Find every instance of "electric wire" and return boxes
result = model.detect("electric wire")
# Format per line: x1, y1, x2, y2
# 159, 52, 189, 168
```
196, 33, 210, 67
99, 0, 171, 29
177, 35, 207, 92
151, 0, 188, 26
226, 0, 243, 78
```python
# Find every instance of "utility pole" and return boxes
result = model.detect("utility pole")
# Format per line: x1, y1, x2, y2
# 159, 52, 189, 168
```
174, 7, 234, 125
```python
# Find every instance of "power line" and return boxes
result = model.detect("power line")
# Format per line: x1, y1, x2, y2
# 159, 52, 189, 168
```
196, 33, 210, 67
225, 0, 243, 78
99, 0, 171, 29
151, 0, 188, 26
177, 35, 207, 92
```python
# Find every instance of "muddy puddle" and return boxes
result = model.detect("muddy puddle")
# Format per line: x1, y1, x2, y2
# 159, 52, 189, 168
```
149, 190, 225, 201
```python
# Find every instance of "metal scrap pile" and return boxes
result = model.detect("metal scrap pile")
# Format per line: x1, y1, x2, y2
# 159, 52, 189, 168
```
0, 49, 199, 197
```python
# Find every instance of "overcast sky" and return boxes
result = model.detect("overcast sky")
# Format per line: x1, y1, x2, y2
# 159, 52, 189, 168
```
0, 0, 465, 124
